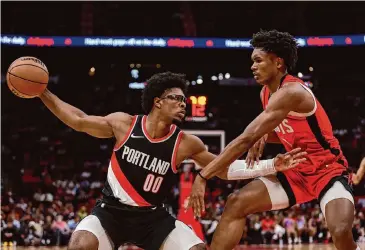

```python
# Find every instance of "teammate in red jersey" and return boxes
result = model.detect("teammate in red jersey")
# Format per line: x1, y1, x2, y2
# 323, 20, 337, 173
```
188, 30, 359, 250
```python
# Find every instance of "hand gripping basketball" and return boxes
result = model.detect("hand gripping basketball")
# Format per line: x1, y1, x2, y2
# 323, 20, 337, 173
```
6, 56, 49, 98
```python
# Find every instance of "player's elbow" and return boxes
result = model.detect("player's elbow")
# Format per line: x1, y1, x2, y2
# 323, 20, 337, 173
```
72, 116, 87, 132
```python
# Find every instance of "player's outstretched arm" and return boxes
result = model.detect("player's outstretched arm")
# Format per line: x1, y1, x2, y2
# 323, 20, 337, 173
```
198, 83, 306, 180
187, 134, 306, 180
185, 134, 228, 179
259, 87, 282, 144
39, 89, 129, 138
227, 148, 306, 180
246, 128, 282, 166
185, 133, 306, 217
245, 88, 284, 167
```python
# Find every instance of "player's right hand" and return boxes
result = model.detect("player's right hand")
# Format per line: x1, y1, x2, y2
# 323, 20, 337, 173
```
245, 134, 268, 168
274, 148, 307, 171
185, 174, 206, 218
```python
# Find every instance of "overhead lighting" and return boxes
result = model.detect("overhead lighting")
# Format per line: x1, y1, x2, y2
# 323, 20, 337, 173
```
218, 73, 223, 80
225, 73, 230, 79
131, 69, 139, 79
211, 76, 218, 81
197, 79, 203, 84
298, 72, 303, 78
89, 67, 95, 76
309, 66, 314, 72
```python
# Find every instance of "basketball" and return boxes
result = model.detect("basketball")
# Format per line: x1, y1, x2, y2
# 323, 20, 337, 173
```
6, 56, 49, 98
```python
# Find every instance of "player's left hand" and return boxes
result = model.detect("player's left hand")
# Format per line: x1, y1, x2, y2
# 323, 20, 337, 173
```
185, 174, 206, 218
246, 134, 268, 168
274, 148, 307, 171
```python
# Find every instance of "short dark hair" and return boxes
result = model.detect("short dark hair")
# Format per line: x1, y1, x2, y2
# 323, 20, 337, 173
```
250, 29, 298, 72
141, 72, 188, 114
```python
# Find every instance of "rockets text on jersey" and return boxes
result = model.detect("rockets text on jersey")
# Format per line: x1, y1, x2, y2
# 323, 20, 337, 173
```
261, 74, 347, 168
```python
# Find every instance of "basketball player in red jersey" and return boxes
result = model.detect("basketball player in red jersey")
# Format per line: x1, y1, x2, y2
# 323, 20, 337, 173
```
188, 30, 359, 250
35, 72, 305, 250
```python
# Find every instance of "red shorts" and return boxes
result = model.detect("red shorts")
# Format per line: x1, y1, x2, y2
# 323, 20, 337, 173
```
276, 161, 353, 206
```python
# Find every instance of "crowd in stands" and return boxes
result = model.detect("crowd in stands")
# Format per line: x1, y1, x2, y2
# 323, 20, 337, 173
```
1, 161, 365, 247
1, 167, 103, 247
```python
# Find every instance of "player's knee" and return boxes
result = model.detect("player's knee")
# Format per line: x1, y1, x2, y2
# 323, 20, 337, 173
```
224, 180, 272, 219
225, 192, 251, 218
68, 230, 99, 250
226, 192, 240, 207
189, 243, 207, 250
329, 222, 352, 240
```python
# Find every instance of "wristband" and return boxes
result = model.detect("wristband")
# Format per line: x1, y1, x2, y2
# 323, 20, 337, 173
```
227, 159, 276, 180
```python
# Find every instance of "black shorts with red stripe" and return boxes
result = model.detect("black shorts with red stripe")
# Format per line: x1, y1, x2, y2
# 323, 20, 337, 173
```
91, 196, 176, 250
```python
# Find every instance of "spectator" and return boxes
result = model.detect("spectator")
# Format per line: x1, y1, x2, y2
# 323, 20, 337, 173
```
2, 220, 18, 246
283, 212, 298, 244
51, 215, 71, 246
67, 215, 81, 231
24, 217, 43, 246
77, 206, 88, 220
261, 213, 275, 244
296, 213, 307, 244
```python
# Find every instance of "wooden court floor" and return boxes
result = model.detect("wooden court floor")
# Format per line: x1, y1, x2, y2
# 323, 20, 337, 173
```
3, 243, 365, 250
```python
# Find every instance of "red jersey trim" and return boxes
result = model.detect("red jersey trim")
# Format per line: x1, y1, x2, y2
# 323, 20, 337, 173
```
261, 86, 269, 109
110, 152, 151, 207
142, 115, 177, 143
171, 131, 184, 173
114, 115, 138, 151
286, 115, 307, 120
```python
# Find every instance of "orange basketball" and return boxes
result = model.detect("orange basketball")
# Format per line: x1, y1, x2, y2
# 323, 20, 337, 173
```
6, 56, 49, 98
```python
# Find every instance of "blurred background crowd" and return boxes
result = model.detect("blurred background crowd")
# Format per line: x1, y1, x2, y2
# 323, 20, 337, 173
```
1, 1, 365, 248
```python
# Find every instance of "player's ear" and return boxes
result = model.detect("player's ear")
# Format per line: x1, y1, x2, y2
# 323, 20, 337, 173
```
154, 97, 162, 109
276, 57, 284, 69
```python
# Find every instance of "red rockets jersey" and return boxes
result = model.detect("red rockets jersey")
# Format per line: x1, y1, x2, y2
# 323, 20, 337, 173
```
261, 74, 348, 170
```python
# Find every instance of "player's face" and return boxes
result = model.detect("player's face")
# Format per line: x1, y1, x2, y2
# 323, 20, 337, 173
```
251, 48, 281, 85
159, 88, 186, 124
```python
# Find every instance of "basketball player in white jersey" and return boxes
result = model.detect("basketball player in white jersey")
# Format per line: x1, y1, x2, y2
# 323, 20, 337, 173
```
36, 72, 305, 250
